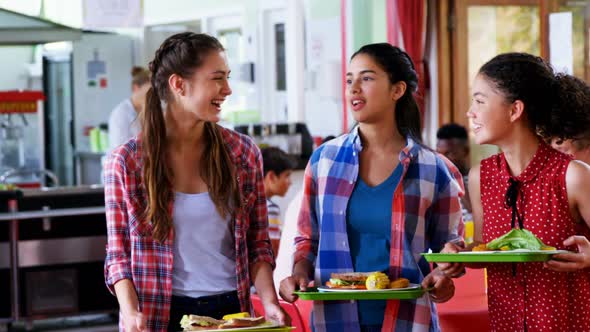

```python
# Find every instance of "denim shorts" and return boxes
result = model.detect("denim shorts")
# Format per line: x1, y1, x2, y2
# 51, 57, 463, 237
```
167, 290, 240, 332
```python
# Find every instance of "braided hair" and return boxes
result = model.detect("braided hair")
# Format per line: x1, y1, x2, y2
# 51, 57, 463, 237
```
141, 32, 240, 242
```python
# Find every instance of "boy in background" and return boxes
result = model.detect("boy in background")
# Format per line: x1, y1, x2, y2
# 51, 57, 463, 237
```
261, 147, 295, 256
436, 123, 473, 241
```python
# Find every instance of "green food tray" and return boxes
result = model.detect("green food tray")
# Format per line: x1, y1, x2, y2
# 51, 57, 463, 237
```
294, 287, 425, 301
422, 250, 568, 263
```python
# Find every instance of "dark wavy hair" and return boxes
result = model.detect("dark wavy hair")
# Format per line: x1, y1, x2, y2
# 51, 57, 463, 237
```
478, 52, 590, 141
552, 74, 590, 145
141, 32, 240, 242
351, 43, 422, 143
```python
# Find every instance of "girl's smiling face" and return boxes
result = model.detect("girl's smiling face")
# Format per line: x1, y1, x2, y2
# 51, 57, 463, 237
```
174, 50, 232, 123
467, 74, 515, 145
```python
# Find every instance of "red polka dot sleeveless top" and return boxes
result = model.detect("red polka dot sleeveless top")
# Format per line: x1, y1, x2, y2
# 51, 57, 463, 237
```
480, 142, 590, 332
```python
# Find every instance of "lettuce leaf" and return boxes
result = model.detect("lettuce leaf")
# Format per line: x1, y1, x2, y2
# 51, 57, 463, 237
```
180, 315, 189, 327
486, 229, 547, 250
329, 278, 352, 286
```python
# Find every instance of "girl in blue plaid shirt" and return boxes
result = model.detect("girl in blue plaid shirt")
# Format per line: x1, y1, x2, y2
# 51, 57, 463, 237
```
279, 44, 464, 332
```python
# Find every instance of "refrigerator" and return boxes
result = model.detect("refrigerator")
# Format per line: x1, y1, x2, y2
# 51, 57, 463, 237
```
43, 32, 135, 186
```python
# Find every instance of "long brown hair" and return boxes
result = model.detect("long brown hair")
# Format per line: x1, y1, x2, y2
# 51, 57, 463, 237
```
142, 32, 240, 242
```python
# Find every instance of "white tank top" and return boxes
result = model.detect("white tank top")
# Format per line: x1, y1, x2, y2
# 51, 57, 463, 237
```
171, 192, 237, 298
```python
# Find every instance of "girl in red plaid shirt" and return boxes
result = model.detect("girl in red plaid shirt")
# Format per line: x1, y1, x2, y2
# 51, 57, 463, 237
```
103, 32, 287, 332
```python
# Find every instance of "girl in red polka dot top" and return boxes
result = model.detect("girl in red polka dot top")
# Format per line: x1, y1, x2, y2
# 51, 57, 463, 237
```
442, 53, 590, 332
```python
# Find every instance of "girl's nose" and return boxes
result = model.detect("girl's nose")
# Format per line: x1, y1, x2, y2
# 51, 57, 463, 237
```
222, 81, 232, 96
349, 80, 360, 94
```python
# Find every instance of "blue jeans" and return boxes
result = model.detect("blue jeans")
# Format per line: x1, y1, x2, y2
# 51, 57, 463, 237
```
167, 290, 240, 332
360, 325, 383, 332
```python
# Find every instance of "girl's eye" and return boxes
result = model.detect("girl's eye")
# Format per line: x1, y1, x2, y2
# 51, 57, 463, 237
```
362, 77, 372, 81
346, 79, 352, 85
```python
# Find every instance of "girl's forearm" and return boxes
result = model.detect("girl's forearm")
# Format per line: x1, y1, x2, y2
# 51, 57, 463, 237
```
251, 261, 280, 305
114, 279, 141, 316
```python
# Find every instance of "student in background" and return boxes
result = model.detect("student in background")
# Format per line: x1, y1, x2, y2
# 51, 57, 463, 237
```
108, 66, 151, 150
436, 123, 473, 223
261, 146, 295, 256
436, 123, 470, 176
273, 135, 336, 292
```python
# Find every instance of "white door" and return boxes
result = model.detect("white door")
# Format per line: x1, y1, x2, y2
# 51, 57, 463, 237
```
261, 9, 287, 123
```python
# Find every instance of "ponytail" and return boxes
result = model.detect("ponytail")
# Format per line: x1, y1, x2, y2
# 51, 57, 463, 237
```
545, 73, 590, 141
141, 88, 173, 242
396, 90, 422, 143
202, 123, 241, 218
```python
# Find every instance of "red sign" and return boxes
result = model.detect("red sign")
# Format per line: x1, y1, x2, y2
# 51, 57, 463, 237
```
0, 91, 45, 114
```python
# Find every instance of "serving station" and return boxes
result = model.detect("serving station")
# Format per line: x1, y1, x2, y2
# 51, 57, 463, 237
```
0, 186, 117, 327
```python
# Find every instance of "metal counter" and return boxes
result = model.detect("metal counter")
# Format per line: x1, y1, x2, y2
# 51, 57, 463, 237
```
0, 185, 116, 324
17, 185, 105, 197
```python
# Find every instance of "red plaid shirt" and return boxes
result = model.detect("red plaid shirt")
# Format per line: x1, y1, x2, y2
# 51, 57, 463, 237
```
103, 126, 274, 331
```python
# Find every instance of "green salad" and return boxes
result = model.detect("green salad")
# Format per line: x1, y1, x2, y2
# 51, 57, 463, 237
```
486, 228, 555, 251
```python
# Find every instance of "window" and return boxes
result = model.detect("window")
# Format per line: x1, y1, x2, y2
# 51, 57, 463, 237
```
274, 23, 286, 91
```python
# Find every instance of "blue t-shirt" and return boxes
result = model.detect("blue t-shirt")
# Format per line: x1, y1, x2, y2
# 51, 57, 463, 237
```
346, 165, 402, 326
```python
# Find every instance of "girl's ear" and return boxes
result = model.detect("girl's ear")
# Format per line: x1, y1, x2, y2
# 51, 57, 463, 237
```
168, 74, 186, 97
263, 170, 277, 184
391, 81, 407, 101
267, 170, 278, 181
509, 100, 525, 122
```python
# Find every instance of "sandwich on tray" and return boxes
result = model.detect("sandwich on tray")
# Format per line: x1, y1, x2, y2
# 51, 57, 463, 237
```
326, 271, 410, 290
180, 313, 266, 331
326, 272, 375, 289
219, 316, 266, 329
180, 315, 225, 331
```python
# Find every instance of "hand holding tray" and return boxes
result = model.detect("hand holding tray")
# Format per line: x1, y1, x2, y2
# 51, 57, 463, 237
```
294, 284, 425, 301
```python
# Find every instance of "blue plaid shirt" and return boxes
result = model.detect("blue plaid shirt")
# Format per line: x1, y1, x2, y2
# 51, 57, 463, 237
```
294, 127, 464, 332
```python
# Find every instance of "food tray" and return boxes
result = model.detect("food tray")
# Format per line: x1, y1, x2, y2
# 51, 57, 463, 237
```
294, 286, 425, 301
422, 250, 569, 263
